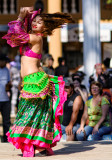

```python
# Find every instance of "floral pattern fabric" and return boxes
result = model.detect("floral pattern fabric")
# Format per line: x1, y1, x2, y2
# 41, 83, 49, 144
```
86, 96, 110, 127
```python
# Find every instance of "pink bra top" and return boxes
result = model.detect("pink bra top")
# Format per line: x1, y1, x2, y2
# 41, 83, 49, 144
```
19, 44, 42, 59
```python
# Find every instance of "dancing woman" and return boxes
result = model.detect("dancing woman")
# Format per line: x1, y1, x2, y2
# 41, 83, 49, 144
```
2, 7, 74, 157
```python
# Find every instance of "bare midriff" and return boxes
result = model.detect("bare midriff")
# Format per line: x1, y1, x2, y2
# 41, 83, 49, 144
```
21, 56, 44, 78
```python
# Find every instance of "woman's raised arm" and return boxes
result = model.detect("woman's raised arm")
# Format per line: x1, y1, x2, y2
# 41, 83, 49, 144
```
17, 7, 33, 21
2, 7, 33, 47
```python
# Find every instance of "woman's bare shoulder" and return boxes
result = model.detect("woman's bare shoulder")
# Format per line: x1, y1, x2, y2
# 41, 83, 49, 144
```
29, 34, 42, 43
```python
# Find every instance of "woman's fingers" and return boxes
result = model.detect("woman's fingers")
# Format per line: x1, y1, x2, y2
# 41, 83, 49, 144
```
20, 7, 25, 13
70, 129, 72, 135
77, 129, 81, 134
66, 129, 72, 136
77, 127, 84, 134
26, 7, 34, 13
28, 11, 34, 14
82, 128, 85, 132
20, 7, 34, 14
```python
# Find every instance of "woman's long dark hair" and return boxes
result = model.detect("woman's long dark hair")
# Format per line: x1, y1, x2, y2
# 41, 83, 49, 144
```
40, 12, 75, 36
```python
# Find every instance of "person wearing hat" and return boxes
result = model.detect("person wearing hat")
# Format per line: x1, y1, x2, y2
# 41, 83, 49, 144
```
61, 79, 84, 141
0, 54, 11, 142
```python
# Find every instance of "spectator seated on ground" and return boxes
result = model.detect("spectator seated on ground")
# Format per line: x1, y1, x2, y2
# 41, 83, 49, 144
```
61, 80, 83, 141
72, 71, 86, 82
76, 81, 112, 141
102, 92, 112, 128
72, 71, 86, 88
72, 77, 88, 103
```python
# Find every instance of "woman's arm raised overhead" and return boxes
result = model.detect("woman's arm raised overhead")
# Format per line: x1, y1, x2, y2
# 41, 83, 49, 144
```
2, 7, 34, 47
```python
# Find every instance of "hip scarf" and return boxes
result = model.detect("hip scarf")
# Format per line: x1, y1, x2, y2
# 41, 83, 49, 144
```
7, 71, 67, 151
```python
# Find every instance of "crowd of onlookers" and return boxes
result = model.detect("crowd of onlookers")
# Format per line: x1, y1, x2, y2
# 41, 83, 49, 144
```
42, 54, 112, 141
0, 52, 112, 142
61, 57, 112, 141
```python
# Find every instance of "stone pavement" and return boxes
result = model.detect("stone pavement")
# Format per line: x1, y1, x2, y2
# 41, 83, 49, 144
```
0, 141, 112, 160
0, 115, 112, 160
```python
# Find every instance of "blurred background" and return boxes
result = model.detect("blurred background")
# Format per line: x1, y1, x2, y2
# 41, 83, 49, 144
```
0, 0, 112, 85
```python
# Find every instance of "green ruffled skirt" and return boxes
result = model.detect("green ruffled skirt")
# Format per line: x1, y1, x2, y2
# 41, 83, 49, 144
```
7, 71, 67, 152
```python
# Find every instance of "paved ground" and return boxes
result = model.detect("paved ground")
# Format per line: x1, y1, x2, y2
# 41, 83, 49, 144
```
0, 141, 112, 160
0, 115, 112, 159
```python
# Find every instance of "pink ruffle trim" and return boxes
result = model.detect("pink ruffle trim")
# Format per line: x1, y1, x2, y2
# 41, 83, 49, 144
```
7, 131, 50, 149
52, 76, 67, 144
6, 130, 60, 150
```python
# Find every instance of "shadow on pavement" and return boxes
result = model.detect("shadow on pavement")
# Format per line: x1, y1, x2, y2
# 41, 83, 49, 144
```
54, 142, 95, 155
15, 141, 112, 157
95, 141, 112, 145
54, 141, 112, 155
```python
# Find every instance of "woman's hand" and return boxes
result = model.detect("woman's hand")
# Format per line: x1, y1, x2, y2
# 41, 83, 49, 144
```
75, 87, 80, 92
18, 7, 34, 20
65, 124, 73, 135
92, 125, 99, 135
76, 126, 84, 134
